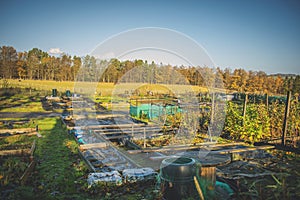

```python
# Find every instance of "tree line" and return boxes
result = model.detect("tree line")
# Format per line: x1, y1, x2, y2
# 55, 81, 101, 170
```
0, 46, 299, 95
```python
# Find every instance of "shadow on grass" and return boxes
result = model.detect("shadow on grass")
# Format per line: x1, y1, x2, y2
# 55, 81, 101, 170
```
5, 117, 90, 200
0, 88, 43, 112
4, 117, 161, 200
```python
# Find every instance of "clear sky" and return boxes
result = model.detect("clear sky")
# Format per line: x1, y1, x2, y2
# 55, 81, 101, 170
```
0, 0, 299, 74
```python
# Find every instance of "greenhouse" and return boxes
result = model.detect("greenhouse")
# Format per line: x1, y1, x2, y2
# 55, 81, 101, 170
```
129, 99, 181, 120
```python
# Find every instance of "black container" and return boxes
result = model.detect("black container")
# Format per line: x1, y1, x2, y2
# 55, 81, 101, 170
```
52, 88, 57, 97
160, 157, 199, 200
160, 157, 197, 182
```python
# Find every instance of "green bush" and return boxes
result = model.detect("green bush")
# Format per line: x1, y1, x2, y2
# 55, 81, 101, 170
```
224, 102, 271, 144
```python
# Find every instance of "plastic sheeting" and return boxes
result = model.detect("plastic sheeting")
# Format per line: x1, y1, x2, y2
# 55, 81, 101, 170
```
87, 171, 122, 186
123, 168, 157, 183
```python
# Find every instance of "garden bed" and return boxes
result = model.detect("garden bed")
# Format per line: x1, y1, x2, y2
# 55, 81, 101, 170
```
0, 139, 35, 197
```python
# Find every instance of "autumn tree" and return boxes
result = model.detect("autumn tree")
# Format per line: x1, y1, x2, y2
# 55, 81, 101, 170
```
0, 46, 18, 79
27, 48, 44, 79
17, 52, 27, 79
292, 75, 300, 95
72, 56, 81, 81
0, 45, 296, 96
222, 68, 231, 89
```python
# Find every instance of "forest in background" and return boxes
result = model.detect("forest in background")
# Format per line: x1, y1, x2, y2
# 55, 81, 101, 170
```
1, 46, 299, 95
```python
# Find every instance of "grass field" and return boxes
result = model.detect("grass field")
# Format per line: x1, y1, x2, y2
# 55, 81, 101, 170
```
7, 79, 219, 97
0, 89, 45, 113
0, 101, 45, 113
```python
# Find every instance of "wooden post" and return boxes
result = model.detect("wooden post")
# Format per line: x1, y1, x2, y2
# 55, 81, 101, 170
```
265, 93, 269, 110
200, 166, 217, 199
150, 101, 152, 120
282, 91, 291, 146
242, 94, 248, 126
201, 166, 216, 188
210, 91, 215, 125
143, 127, 146, 148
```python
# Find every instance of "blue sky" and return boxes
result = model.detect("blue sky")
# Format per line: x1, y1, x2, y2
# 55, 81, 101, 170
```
0, 0, 299, 74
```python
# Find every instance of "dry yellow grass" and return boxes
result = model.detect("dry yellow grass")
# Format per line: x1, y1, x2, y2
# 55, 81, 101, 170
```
8, 79, 225, 97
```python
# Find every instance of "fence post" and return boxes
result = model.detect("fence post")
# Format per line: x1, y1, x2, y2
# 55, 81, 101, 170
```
143, 127, 146, 148
210, 91, 215, 125
282, 91, 291, 146
242, 93, 248, 126
265, 93, 269, 110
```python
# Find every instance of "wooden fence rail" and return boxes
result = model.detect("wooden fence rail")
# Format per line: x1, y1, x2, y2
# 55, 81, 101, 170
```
19, 140, 37, 185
